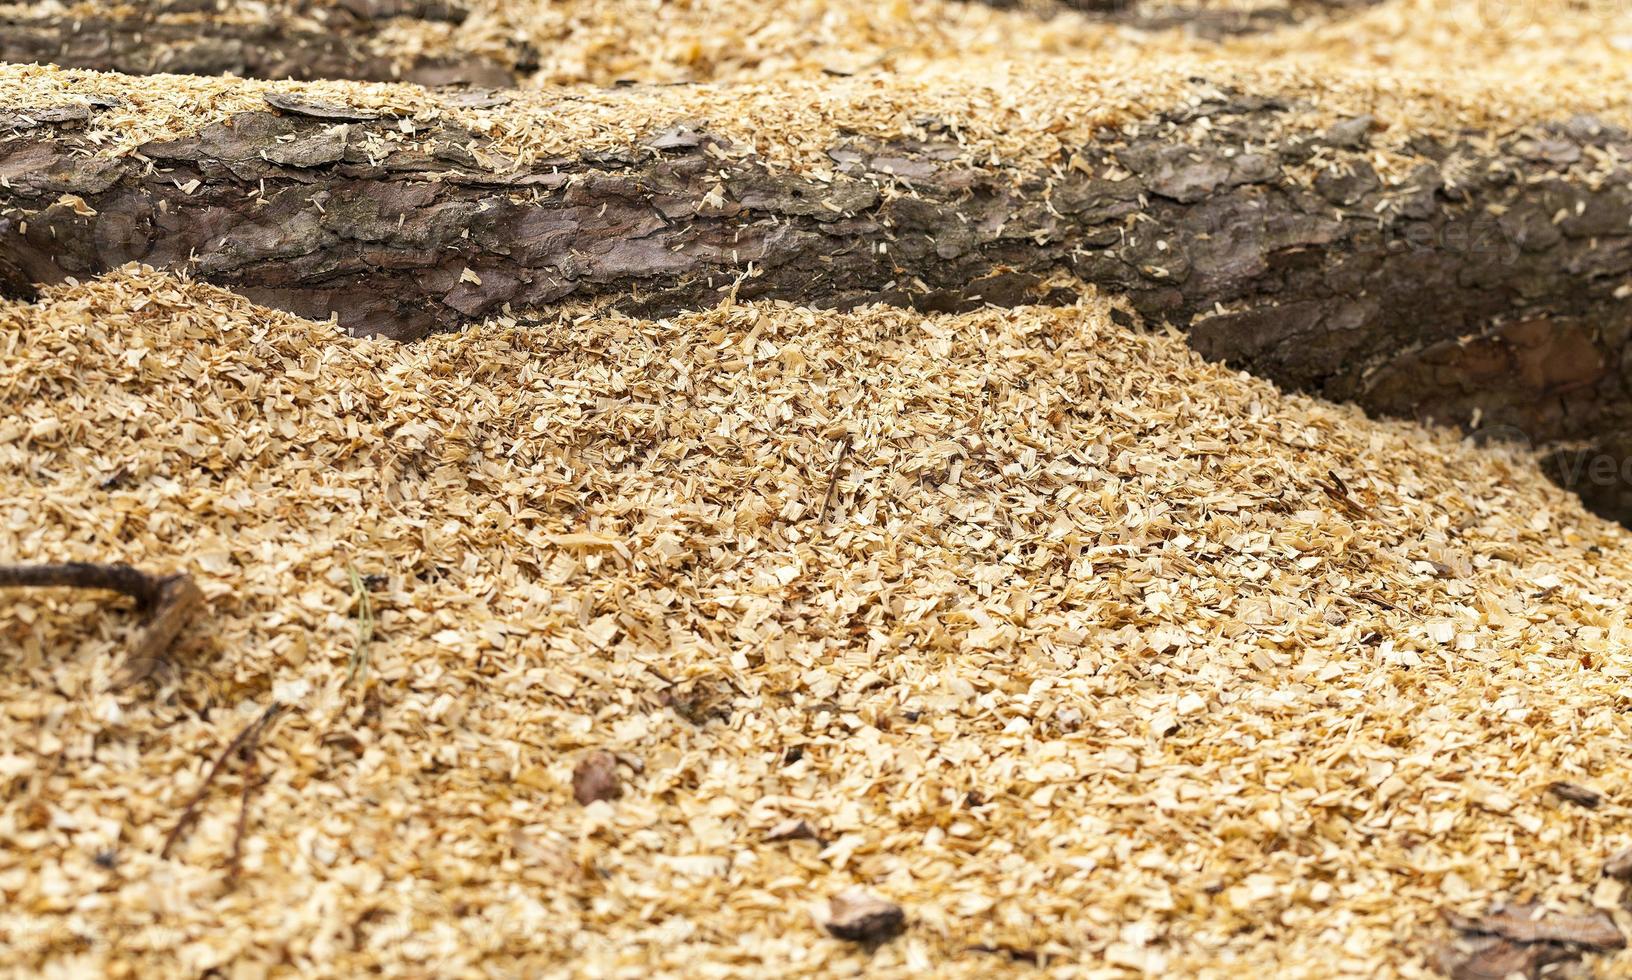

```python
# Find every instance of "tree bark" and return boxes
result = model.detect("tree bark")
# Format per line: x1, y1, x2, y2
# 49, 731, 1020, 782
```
3, 91, 1631, 520
968, 0, 1384, 36
0, 1, 519, 86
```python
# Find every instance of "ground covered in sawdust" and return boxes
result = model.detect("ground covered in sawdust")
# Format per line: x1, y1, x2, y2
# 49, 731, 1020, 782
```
6, 0, 1632, 976
4, 270, 1632, 976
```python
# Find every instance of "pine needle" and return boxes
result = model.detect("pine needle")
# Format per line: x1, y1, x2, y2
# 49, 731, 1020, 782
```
345, 562, 374, 686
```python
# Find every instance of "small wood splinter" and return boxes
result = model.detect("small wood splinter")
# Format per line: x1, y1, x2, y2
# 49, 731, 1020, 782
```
0, 561, 204, 689
816, 435, 854, 526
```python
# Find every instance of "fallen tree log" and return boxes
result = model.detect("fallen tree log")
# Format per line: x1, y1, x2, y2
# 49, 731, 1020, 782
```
2, 80, 1631, 519
0, 0, 1382, 94
0, 1, 518, 86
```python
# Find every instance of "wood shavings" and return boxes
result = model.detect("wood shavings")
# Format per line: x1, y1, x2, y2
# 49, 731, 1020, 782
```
5, 2, 1632, 975
5, 268, 1632, 975
3, 25, 1631, 179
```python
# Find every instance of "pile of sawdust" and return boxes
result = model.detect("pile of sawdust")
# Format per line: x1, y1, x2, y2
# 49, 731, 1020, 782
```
4, 268, 1632, 975
0, 0, 1273, 87
446, 0, 1129, 85
445, 0, 1632, 90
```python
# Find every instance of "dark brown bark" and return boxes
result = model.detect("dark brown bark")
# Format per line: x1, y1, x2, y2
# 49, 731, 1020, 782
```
3, 92, 1632, 520
968, 0, 1383, 36
0, 2, 518, 87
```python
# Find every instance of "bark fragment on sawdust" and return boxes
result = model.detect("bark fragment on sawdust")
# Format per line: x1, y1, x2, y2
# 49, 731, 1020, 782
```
825, 889, 906, 944
571, 751, 622, 805
1437, 903, 1625, 979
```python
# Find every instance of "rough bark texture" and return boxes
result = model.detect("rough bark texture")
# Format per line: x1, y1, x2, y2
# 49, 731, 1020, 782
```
3, 93, 1632, 520
0, 1, 519, 87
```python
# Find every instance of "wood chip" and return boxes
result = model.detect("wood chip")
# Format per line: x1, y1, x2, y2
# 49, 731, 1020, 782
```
571, 750, 622, 805
764, 818, 821, 843
1605, 847, 1632, 882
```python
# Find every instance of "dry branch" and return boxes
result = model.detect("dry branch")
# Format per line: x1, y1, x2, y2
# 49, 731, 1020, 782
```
0, 562, 204, 688
161, 703, 285, 863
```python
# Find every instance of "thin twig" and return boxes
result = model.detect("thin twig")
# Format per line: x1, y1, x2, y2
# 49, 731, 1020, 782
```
817, 435, 854, 526
1354, 590, 1404, 613
0, 562, 204, 689
226, 741, 267, 887
161, 702, 284, 860
228, 763, 255, 881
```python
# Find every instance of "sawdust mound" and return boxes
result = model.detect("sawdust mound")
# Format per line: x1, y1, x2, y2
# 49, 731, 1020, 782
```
4, 268, 1632, 975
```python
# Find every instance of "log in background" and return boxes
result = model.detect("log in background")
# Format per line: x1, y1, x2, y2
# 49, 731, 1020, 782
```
1, 0, 1629, 523
0, 0, 1384, 88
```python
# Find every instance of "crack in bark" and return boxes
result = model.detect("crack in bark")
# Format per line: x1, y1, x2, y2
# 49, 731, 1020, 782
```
3, 93, 1632, 520
967, 0, 1384, 36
